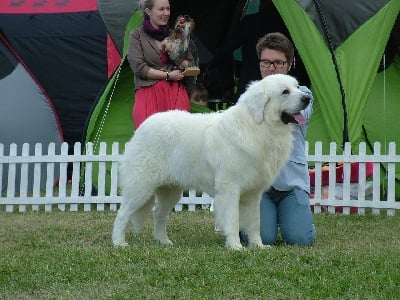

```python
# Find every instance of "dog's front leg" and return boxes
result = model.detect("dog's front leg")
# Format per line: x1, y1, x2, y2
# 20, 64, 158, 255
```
214, 187, 243, 250
240, 192, 267, 249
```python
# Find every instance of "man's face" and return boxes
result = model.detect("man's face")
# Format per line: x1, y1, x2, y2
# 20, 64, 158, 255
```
259, 48, 291, 78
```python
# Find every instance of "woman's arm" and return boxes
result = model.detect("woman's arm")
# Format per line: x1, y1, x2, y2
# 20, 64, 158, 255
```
127, 29, 151, 79
146, 68, 184, 81
127, 29, 185, 82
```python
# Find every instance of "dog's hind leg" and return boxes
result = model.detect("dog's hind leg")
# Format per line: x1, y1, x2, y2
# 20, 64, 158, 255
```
153, 186, 182, 245
129, 195, 155, 232
112, 189, 155, 247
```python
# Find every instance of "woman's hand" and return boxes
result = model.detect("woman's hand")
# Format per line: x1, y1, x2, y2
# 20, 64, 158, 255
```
168, 69, 184, 81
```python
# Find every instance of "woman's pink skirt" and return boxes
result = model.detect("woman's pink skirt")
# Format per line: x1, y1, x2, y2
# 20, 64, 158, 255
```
133, 80, 190, 129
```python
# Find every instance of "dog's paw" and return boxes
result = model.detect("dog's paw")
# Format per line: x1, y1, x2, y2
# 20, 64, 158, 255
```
247, 242, 271, 250
113, 241, 129, 247
227, 244, 245, 251
225, 235, 245, 250
225, 241, 244, 251
156, 238, 174, 246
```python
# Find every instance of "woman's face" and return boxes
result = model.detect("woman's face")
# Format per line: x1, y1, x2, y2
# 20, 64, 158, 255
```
146, 0, 170, 28
259, 48, 292, 78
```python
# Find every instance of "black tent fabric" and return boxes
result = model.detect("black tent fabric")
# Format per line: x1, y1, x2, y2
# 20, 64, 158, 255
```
0, 13, 108, 146
0, 0, 121, 186
0, 35, 63, 193
299, 0, 391, 49
0, 42, 63, 146
97, 0, 138, 56
0, 1, 122, 147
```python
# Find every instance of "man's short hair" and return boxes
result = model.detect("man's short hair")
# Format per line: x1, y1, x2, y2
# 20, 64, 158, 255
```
256, 32, 294, 63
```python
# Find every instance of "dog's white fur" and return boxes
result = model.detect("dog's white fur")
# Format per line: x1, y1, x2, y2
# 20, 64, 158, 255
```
112, 74, 310, 250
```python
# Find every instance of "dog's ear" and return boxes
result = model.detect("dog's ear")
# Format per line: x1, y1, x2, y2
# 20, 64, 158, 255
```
242, 81, 269, 124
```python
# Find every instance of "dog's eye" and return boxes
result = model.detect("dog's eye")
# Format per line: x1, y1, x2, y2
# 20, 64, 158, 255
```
282, 89, 290, 95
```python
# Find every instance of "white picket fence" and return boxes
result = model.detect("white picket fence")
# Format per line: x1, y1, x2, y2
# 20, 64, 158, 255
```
0, 141, 399, 215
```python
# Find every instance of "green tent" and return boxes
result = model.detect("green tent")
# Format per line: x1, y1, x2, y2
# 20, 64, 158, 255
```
273, 0, 400, 149
273, 0, 400, 198
85, 10, 142, 153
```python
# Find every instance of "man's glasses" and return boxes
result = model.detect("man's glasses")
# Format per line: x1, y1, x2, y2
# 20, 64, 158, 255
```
259, 60, 288, 69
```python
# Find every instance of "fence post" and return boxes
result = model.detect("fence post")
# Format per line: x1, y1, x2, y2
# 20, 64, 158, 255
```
96, 142, 107, 211
70, 142, 81, 211
357, 142, 367, 215
32, 143, 43, 211
109, 142, 120, 211
327, 142, 338, 213
84, 143, 93, 211
341, 142, 352, 215
57, 143, 69, 211
6, 144, 17, 212
19, 143, 29, 212
387, 142, 396, 216
372, 142, 382, 215
44, 143, 55, 212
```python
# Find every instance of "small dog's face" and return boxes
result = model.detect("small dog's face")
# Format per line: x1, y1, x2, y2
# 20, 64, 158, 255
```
162, 15, 195, 64
171, 15, 194, 41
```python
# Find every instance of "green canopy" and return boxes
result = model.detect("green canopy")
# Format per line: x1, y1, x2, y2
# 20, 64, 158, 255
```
85, 10, 142, 151
274, 0, 400, 197
273, 0, 400, 150
83, 10, 141, 193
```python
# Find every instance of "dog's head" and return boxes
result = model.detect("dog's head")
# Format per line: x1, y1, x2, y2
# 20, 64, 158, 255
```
241, 74, 310, 125
171, 15, 194, 41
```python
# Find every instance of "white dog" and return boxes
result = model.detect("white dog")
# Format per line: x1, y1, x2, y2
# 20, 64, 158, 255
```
112, 74, 310, 250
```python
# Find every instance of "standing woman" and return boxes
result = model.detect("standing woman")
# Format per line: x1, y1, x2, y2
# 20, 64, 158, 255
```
127, 0, 193, 129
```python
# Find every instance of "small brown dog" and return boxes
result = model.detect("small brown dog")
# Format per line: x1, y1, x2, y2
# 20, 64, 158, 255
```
162, 15, 195, 67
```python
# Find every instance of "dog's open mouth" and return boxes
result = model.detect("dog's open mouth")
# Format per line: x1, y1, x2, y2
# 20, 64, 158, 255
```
281, 112, 306, 125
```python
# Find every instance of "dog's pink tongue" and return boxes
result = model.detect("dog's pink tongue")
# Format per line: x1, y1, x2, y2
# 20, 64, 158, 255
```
293, 113, 306, 125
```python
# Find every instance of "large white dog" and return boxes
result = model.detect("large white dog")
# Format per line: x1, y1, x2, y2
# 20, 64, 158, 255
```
112, 74, 310, 250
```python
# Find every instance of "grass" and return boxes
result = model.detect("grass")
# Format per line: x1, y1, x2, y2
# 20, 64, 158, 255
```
1, 210, 400, 299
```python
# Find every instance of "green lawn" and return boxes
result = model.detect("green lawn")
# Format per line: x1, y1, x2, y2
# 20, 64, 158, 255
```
1, 210, 399, 299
